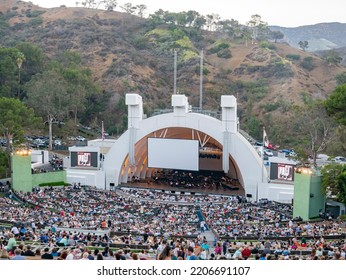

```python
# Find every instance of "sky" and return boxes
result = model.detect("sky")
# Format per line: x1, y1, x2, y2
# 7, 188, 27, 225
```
25, 0, 346, 28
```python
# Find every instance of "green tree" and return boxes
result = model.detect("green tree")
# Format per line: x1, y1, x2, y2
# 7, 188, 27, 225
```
15, 51, 25, 99
55, 51, 102, 124
25, 69, 69, 150
15, 43, 46, 89
81, 0, 100, 8
298, 40, 309, 51
0, 97, 40, 173
300, 56, 314, 71
247, 116, 261, 140
335, 72, 346, 86
321, 164, 346, 205
325, 84, 346, 125
136, 4, 147, 17
120, 3, 137, 14
242, 27, 252, 47
219, 19, 241, 40
63, 66, 100, 124
0, 47, 23, 98
246, 14, 268, 44
0, 149, 8, 178
102, 0, 117, 11
291, 102, 336, 167
323, 50, 342, 66
270, 30, 284, 43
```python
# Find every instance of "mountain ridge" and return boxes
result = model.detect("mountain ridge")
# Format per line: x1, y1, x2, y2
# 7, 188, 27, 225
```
1, 0, 346, 144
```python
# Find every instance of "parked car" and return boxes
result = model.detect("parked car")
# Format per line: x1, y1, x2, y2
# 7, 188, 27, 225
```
76, 136, 86, 141
334, 156, 346, 163
264, 149, 274, 157
53, 139, 62, 146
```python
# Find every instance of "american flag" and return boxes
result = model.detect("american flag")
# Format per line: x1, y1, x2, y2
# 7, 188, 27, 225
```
263, 127, 269, 148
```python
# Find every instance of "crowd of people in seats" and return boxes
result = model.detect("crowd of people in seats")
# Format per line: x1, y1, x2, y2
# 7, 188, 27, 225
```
0, 185, 346, 260
151, 170, 238, 192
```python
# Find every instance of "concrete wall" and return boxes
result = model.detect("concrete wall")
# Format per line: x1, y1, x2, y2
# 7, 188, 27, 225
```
66, 169, 105, 189
309, 175, 325, 219
11, 155, 32, 193
258, 182, 294, 204
293, 173, 325, 221
32, 171, 66, 187
12, 154, 67, 193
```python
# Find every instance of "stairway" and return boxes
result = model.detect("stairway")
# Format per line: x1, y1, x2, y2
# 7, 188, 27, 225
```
196, 209, 216, 248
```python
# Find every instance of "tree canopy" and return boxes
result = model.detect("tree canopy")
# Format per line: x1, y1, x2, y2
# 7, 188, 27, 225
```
325, 84, 346, 125
25, 69, 69, 149
321, 164, 346, 206
0, 97, 40, 171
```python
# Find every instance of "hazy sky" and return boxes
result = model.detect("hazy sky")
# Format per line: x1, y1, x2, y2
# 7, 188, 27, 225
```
25, 0, 346, 27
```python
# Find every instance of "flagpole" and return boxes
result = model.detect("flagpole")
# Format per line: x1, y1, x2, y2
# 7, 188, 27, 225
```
262, 126, 265, 184
101, 121, 105, 190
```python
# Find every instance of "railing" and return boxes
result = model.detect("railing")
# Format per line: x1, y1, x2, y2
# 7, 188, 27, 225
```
151, 108, 222, 120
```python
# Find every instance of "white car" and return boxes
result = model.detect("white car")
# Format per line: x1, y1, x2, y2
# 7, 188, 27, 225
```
54, 139, 62, 146
76, 136, 86, 141
264, 149, 274, 156
334, 156, 346, 163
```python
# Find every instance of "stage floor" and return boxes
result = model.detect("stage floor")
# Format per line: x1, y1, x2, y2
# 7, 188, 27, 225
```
118, 181, 245, 197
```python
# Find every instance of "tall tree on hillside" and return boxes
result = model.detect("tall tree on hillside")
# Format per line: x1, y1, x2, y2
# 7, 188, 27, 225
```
55, 51, 101, 124
321, 164, 346, 206
335, 72, 346, 86
298, 40, 309, 51
242, 27, 252, 47
325, 84, 346, 125
270, 30, 284, 43
0, 47, 24, 98
136, 4, 147, 17
205, 14, 221, 31
291, 102, 336, 167
219, 19, 241, 40
246, 14, 268, 44
15, 51, 25, 99
25, 69, 69, 150
103, 0, 118, 11
323, 50, 342, 66
0, 97, 40, 174
120, 3, 137, 14
81, 0, 103, 9
15, 43, 46, 99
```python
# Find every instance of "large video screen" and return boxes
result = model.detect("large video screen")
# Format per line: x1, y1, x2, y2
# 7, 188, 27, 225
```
148, 138, 199, 171
71, 151, 98, 168
270, 163, 294, 181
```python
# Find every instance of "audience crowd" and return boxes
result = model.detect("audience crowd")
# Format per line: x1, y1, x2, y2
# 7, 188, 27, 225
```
0, 185, 346, 260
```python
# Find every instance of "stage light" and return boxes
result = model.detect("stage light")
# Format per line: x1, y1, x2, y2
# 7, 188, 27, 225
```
15, 148, 32, 156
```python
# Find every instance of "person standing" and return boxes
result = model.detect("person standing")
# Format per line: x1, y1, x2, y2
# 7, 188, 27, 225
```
6, 233, 17, 252
187, 246, 197, 260
201, 240, 210, 258
31, 221, 36, 234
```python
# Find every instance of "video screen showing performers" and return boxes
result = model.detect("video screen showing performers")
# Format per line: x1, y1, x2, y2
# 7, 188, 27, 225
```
270, 163, 295, 181
71, 151, 98, 168
277, 164, 294, 181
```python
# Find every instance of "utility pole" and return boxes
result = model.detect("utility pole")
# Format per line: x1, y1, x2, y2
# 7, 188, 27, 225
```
174, 50, 177, 95
199, 49, 204, 110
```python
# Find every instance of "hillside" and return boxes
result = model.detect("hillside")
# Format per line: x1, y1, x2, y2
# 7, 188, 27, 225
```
270, 22, 346, 51
1, 0, 346, 144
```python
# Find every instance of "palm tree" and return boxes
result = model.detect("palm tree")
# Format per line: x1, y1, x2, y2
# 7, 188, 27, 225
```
16, 52, 25, 99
